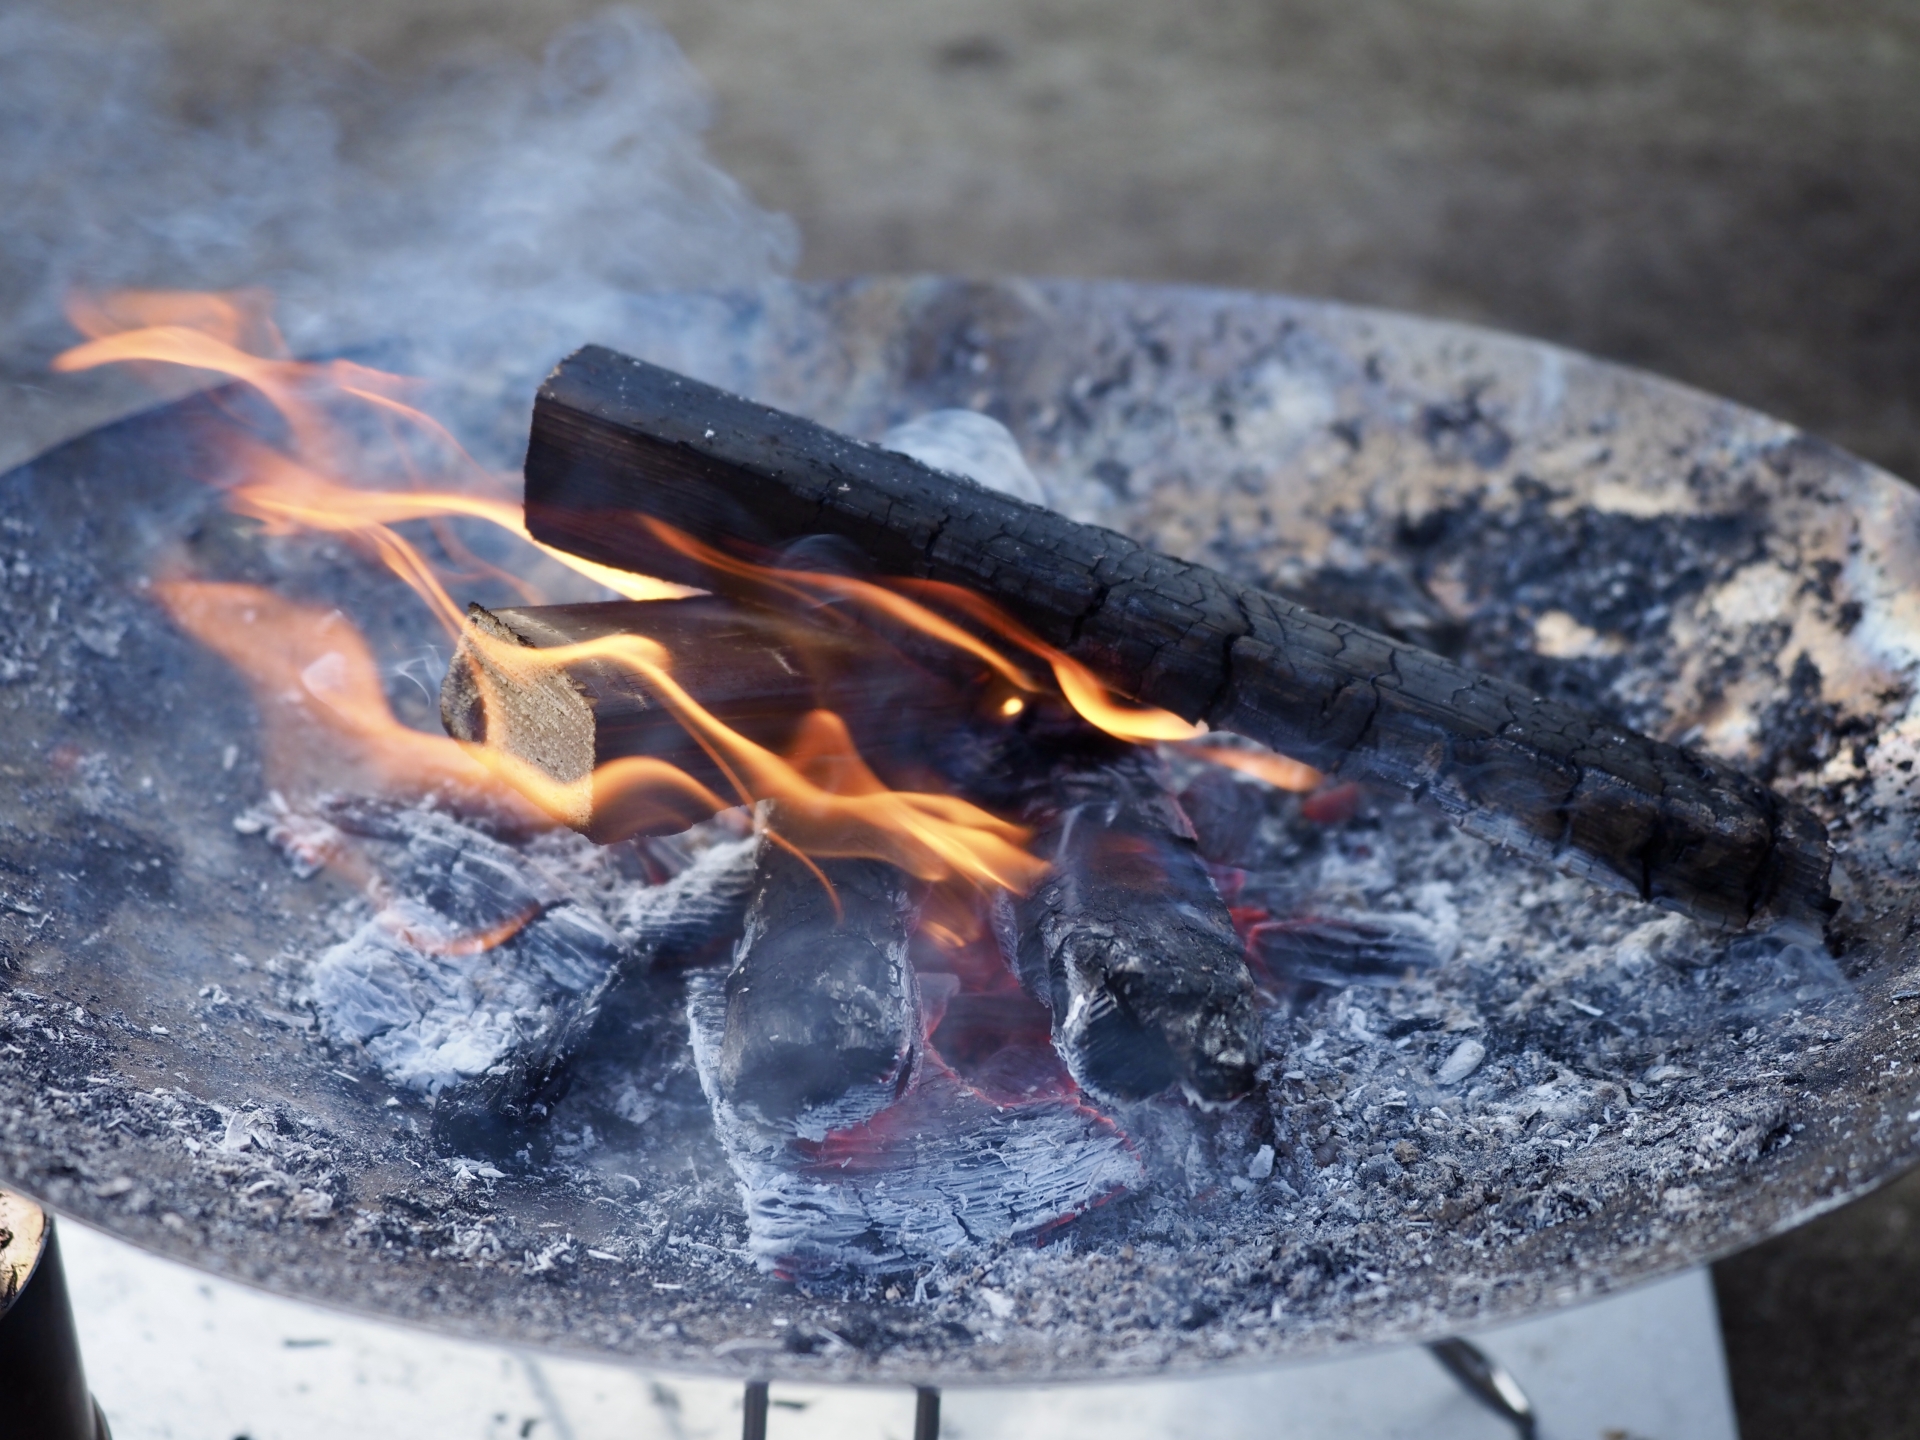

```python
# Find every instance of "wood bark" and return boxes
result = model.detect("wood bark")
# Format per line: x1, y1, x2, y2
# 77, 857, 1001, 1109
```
522, 345, 1834, 938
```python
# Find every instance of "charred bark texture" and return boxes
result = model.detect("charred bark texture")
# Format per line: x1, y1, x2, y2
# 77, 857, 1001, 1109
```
523, 346, 1833, 938
718, 824, 922, 1131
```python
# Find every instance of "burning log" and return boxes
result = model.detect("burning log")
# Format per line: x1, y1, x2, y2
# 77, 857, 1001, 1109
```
439, 595, 978, 840
718, 828, 922, 1131
686, 973, 1145, 1277
521, 347, 1834, 938
441, 594, 1265, 1105
300, 799, 756, 1163
986, 738, 1263, 1106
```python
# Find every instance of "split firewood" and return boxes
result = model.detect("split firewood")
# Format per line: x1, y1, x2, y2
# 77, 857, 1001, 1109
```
439, 595, 978, 840
520, 346, 1833, 939
717, 825, 922, 1131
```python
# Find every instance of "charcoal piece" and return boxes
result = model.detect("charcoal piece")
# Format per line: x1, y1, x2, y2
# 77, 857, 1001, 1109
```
521, 347, 1832, 938
1006, 744, 1264, 1106
611, 833, 761, 963
718, 831, 921, 1133
687, 975, 1145, 1276
1175, 765, 1268, 866
301, 801, 756, 1162
430, 834, 761, 1161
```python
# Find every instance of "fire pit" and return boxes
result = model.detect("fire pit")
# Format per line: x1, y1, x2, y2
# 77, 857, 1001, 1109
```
1, 276, 1915, 1386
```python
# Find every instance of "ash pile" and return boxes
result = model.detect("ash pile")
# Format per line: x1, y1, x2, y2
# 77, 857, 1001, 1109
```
256, 397, 1851, 1304
267, 759, 1849, 1301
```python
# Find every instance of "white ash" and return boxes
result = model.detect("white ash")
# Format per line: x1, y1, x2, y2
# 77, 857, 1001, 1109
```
881, 410, 1050, 508
225, 752, 1860, 1311
685, 975, 1144, 1276
307, 822, 623, 1095
233, 792, 344, 880
1435, 1039, 1486, 1086
242, 798, 759, 1096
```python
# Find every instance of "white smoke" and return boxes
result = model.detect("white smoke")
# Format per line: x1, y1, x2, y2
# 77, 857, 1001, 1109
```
0, 6, 798, 460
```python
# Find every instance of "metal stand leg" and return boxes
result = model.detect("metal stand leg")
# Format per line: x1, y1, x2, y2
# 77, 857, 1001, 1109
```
913, 1386, 941, 1440
1427, 1338, 1536, 1439
742, 1380, 769, 1440
0, 1201, 111, 1440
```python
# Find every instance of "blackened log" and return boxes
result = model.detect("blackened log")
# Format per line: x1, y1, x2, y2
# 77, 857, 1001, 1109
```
718, 821, 922, 1131
990, 738, 1264, 1106
522, 347, 1833, 938
429, 833, 759, 1163
439, 596, 979, 842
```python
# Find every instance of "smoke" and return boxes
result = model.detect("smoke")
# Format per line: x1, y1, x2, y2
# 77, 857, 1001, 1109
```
0, 5, 799, 459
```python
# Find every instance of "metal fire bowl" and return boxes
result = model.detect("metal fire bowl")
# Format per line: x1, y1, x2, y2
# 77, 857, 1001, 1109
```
3, 277, 1919, 1385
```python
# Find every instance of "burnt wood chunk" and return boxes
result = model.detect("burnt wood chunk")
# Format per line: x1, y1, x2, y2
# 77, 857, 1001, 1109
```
718, 825, 921, 1131
522, 346, 1833, 938
430, 834, 759, 1163
995, 743, 1262, 1105
440, 596, 975, 842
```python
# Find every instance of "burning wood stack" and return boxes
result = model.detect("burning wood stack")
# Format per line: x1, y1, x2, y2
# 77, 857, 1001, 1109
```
407, 347, 1833, 1274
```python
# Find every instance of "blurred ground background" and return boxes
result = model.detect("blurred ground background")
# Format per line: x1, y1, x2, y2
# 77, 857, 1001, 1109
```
31, 2, 1920, 1435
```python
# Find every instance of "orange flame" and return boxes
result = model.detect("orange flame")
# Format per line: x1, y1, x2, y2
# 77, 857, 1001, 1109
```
639, 520, 1322, 786
1177, 742, 1322, 793
59, 287, 1316, 902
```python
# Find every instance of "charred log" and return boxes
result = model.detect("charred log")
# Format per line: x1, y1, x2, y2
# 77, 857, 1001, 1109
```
521, 347, 1832, 939
302, 800, 756, 1164
985, 737, 1263, 1106
430, 833, 759, 1162
687, 974, 1144, 1276
718, 822, 922, 1132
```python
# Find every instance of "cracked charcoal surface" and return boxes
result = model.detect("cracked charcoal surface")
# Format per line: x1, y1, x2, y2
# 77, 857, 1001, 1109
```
688, 973, 1144, 1277
718, 837, 921, 1133
4, 279, 1919, 1384
1001, 739, 1261, 1106
266, 799, 755, 1164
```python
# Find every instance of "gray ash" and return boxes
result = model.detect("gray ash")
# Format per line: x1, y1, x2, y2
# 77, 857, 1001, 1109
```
255, 748, 1851, 1327
7, 278, 1917, 1384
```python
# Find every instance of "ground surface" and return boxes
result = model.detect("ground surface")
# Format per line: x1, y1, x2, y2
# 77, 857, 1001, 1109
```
17, 1, 1920, 1434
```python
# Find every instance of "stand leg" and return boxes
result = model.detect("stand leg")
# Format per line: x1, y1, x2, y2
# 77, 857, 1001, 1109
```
1427, 1337, 1536, 1439
913, 1386, 941, 1440
0, 1203, 111, 1440
741, 1379, 769, 1440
